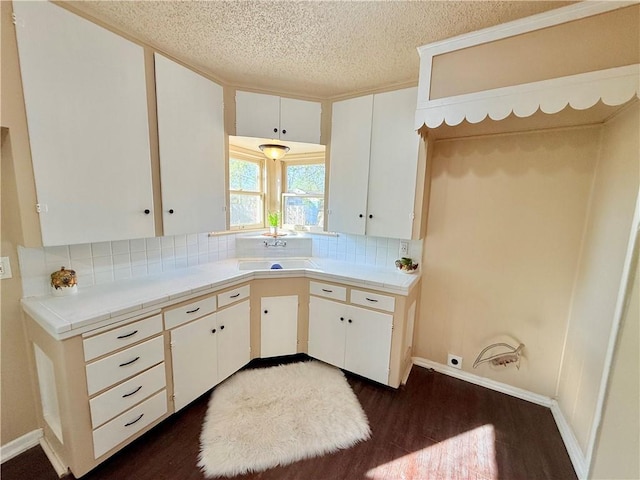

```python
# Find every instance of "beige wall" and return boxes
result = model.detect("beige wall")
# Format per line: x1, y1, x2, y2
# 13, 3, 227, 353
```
416, 126, 600, 396
0, 1, 40, 445
590, 256, 639, 480
557, 103, 640, 454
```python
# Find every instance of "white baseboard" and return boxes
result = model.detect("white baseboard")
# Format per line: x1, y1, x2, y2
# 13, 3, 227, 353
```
412, 357, 587, 478
39, 437, 68, 477
0, 429, 42, 464
550, 400, 588, 479
412, 357, 553, 406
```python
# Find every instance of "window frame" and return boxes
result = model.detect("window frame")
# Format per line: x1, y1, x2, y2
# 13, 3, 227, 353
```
280, 157, 326, 232
228, 148, 265, 231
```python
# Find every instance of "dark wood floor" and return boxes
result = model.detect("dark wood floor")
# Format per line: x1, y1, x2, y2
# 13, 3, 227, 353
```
2, 358, 576, 480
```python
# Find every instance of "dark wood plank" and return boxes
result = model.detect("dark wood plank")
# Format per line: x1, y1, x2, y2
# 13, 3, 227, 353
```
1, 359, 577, 480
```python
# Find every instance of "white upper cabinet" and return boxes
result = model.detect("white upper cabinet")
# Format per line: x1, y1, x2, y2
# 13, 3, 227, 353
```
154, 54, 226, 235
366, 88, 421, 239
327, 95, 373, 235
13, 1, 155, 246
328, 87, 421, 239
236, 91, 322, 144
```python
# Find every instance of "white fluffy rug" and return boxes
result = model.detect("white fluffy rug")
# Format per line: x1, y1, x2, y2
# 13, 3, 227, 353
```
198, 361, 371, 478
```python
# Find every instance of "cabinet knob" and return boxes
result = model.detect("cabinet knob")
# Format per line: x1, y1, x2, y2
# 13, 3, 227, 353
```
220, 325, 225, 330
144, 209, 150, 215
369, 214, 373, 219
359, 214, 363, 218
211, 328, 216, 334
340, 317, 344, 322
169, 209, 174, 214
282, 129, 287, 135
273, 128, 278, 133
348, 319, 353, 323
264, 310, 268, 314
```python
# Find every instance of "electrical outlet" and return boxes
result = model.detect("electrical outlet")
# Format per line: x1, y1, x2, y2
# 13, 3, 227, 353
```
0, 256, 13, 279
447, 353, 462, 369
399, 241, 409, 256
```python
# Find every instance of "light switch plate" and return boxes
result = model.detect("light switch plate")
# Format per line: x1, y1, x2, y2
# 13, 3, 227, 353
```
0, 256, 13, 279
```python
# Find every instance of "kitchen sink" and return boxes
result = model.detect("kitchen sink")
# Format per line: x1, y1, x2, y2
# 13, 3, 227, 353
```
237, 258, 319, 271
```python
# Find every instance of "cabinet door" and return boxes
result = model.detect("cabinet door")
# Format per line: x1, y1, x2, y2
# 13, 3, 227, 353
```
327, 95, 373, 235
344, 305, 393, 385
236, 91, 280, 139
308, 297, 347, 368
216, 300, 250, 382
366, 87, 420, 239
170, 314, 218, 411
279, 98, 321, 144
155, 54, 226, 235
14, 1, 154, 246
260, 296, 298, 357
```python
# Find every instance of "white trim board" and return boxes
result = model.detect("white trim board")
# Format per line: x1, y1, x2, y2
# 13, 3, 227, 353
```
412, 357, 553, 406
0, 428, 42, 464
551, 401, 588, 479
412, 357, 586, 478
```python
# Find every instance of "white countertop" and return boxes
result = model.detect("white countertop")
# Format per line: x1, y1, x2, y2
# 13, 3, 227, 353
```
21, 258, 420, 339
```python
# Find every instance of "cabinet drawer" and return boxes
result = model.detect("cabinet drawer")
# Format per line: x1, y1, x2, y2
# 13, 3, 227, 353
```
217, 284, 250, 308
83, 315, 163, 362
310, 281, 347, 302
89, 363, 166, 428
164, 296, 216, 330
86, 336, 164, 396
92, 389, 167, 459
350, 289, 396, 313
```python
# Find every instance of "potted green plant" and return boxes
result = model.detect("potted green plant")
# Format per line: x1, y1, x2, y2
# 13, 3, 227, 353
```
267, 211, 280, 236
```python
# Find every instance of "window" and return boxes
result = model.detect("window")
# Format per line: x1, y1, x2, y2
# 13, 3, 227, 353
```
282, 161, 325, 230
229, 156, 264, 229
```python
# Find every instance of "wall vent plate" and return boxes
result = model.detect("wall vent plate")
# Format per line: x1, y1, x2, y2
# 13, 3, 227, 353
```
447, 353, 462, 369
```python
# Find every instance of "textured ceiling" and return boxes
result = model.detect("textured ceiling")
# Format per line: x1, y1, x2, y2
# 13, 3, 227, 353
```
68, 0, 574, 100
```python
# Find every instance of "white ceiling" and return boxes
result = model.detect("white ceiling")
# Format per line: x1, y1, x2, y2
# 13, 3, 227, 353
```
68, 0, 574, 100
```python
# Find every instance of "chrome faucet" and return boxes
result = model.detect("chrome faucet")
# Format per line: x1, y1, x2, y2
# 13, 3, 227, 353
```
264, 239, 287, 248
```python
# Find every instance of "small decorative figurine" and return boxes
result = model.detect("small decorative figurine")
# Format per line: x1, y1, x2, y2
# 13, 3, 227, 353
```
50, 266, 78, 296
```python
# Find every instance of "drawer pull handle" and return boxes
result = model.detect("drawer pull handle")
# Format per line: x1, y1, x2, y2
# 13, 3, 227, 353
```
365, 297, 378, 303
119, 356, 140, 367
186, 307, 200, 314
116, 330, 138, 339
122, 386, 142, 398
124, 413, 144, 427
229, 293, 240, 298
321, 289, 333, 293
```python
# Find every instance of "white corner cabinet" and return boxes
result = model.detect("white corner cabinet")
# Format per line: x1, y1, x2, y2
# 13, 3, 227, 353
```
13, 1, 155, 246
154, 53, 226, 235
23, 272, 418, 477
260, 295, 299, 357
168, 288, 250, 411
236, 91, 322, 144
328, 87, 426, 240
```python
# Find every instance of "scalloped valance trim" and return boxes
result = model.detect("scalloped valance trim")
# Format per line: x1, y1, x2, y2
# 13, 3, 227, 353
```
415, 65, 640, 129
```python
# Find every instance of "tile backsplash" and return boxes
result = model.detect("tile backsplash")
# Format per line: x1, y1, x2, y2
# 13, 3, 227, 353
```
309, 233, 422, 268
18, 233, 238, 297
18, 231, 422, 297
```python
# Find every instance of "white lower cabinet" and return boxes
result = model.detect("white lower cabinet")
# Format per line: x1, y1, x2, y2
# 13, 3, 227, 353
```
309, 296, 393, 385
260, 295, 298, 357
170, 299, 250, 411
92, 390, 167, 459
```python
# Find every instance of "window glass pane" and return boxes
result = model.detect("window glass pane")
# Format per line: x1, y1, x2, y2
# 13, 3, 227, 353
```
286, 164, 325, 194
283, 196, 324, 227
230, 194, 262, 226
229, 158, 260, 192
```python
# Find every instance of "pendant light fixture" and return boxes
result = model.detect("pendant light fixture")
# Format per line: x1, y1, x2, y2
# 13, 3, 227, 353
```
259, 143, 290, 161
